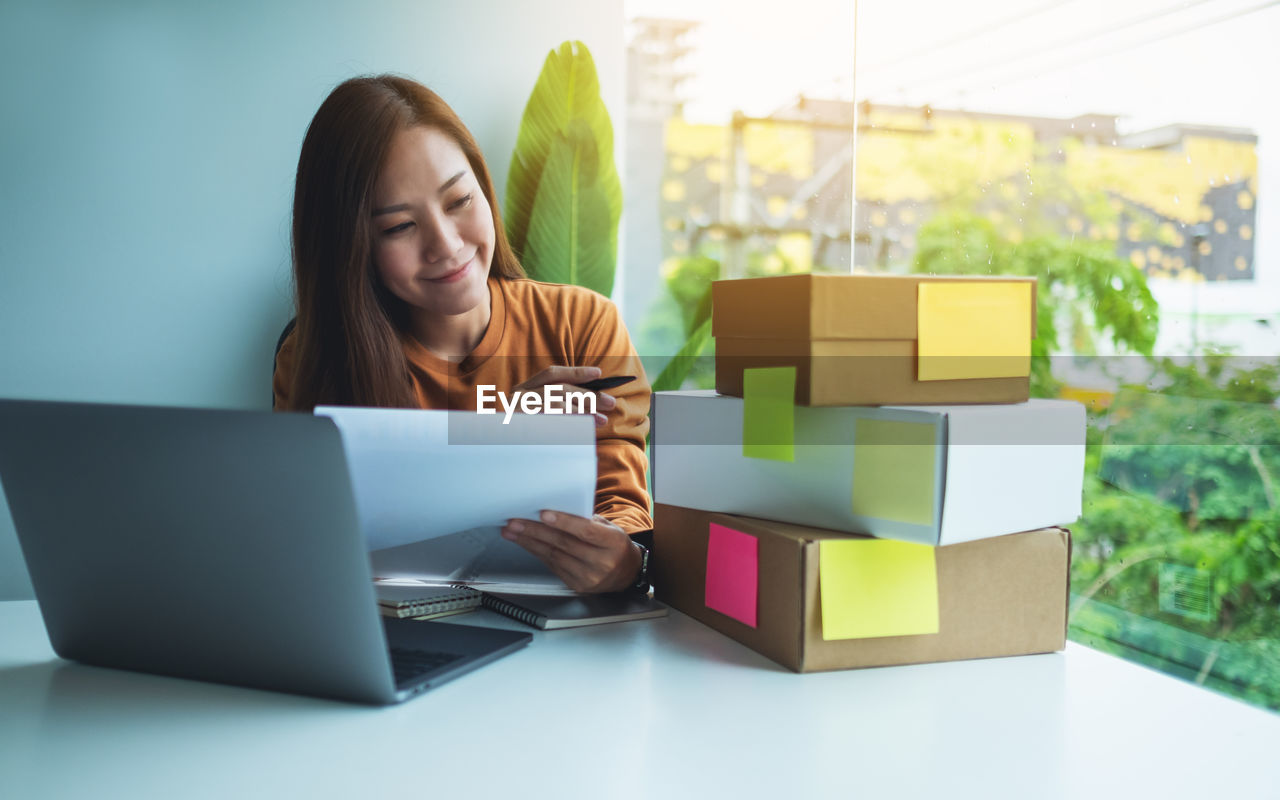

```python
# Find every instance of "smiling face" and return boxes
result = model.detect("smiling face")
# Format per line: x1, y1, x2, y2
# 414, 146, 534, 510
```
371, 125, 495, 319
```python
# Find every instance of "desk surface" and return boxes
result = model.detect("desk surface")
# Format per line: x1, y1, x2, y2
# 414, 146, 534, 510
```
1, 600, 1276, 799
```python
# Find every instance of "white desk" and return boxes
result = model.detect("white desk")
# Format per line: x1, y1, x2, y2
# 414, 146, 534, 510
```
1, 600, 1276, 799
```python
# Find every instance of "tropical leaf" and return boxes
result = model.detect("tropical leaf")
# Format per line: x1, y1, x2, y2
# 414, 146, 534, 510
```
505, 42, 621, 296
521, 121, 618, 296
652, 316, 713, 392
687, 283, 713, 337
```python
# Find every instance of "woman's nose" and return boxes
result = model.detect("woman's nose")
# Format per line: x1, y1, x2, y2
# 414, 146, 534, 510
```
422, 217, 463, 263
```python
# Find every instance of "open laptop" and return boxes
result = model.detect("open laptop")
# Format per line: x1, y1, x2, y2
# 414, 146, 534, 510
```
0, 398, 532, 705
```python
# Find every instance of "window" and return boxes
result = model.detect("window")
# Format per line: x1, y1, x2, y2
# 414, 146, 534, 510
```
626, 0, 1278, 711
623, 0, 856, 390
854, 0, 1279, 710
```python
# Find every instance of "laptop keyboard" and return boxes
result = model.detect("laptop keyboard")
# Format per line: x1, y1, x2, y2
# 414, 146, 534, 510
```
389, 647, 464, 685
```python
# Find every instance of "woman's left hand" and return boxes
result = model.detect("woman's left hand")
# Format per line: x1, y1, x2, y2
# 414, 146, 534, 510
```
501, 511, 642, 594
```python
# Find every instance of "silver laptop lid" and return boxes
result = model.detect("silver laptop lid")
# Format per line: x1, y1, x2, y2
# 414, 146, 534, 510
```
0, 399, 397, 704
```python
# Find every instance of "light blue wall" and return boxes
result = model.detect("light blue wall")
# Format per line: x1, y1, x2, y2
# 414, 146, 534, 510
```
0, 0, 624, 600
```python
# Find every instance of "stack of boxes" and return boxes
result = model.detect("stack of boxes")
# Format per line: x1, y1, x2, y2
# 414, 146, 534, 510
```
651, 274, 1086, 672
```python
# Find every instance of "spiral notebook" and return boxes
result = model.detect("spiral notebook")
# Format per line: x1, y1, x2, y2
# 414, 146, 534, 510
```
376, 584, 483, 620
479, 591, 668, 630
376, 582, 667, 629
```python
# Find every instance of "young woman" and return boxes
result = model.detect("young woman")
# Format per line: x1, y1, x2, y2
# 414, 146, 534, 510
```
273, 75, 651, 594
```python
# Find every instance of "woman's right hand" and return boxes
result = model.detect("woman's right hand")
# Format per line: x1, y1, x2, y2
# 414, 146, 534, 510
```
513, 365, 614, 426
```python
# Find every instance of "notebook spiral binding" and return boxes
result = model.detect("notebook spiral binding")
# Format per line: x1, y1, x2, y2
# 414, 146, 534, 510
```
481, 594, 542, 628
400, 597, 477, 616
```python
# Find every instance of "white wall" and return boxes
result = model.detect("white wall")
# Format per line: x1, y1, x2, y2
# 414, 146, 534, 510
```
0, 0, 625, 600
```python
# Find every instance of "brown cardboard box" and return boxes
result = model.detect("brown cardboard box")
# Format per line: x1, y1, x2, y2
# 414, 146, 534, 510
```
713, 274, 1038, 405
653, 503, 1069, 672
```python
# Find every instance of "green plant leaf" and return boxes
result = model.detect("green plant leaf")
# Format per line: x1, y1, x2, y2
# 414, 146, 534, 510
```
688, 283, 714, 338
652, 316, 713, 392
521, 122, 618, 296
506, 40, 618, 280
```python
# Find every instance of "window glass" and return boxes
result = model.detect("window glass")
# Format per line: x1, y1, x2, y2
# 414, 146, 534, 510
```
627, 1, 1278, 711
624, 0, 855, 390
855, 0, 1280, 711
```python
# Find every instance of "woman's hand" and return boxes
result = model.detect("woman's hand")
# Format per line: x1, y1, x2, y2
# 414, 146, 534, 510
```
501, 510, 642, 594
513, 365, 616, 427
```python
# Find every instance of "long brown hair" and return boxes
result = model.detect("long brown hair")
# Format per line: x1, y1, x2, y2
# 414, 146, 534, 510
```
286, 75, 526, 410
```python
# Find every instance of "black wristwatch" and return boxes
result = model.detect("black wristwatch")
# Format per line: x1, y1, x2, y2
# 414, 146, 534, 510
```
628, 539, 651, 594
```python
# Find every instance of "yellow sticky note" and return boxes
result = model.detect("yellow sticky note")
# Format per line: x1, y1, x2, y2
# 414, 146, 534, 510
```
819, 538, 940, 640
852, 419, 936, 526
742, 367, 795, 462
917, 281, 1031, 381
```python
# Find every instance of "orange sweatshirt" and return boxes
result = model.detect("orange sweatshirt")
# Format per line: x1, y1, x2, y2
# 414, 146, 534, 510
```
273, 277, 652, 533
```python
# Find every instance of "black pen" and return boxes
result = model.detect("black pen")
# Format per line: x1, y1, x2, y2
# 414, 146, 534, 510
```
578, 375, 636, 392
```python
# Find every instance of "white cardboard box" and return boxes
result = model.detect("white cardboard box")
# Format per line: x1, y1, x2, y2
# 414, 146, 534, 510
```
653, 390, 1085, 546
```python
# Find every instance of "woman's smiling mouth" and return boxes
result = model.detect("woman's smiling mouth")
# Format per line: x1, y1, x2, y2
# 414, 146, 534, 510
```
427, 254, 474, 284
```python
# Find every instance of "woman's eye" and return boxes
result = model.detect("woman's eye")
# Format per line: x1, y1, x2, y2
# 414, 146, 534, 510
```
383, 222, 413, 235
450, 194, 473, 211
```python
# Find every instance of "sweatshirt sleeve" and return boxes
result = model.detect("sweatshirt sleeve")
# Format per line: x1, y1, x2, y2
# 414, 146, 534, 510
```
577, 296, 653, 534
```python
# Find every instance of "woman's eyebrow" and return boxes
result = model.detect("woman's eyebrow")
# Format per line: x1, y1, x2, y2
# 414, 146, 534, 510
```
437, 170, 465, 194
372, 203, 409, 217
371, 171, 468, 216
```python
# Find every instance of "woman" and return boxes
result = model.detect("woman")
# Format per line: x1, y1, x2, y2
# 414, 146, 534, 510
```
273, 75, 651, 594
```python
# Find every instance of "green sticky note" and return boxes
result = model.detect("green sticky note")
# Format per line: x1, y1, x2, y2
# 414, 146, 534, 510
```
819, 538, 940, 640
852, 419, 936, 526
742, 367, 795, 462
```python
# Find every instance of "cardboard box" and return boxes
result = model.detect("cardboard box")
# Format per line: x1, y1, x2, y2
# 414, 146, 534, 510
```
653, 504, 1070, 672
713, 274, 1038, 405
653, 390, 1084, 546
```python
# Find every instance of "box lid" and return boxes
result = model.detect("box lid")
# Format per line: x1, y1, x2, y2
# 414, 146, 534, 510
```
712, 274, 1038, 341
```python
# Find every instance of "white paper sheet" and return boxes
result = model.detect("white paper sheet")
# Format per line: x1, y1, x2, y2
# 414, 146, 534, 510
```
315, 406, 596, 553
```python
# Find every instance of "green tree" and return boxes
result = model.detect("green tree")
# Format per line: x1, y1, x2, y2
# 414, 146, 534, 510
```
1072, 368, 1280, 710
913, 209, 1279, 711
912, 211, 1159, 396
643, 246, 808, 392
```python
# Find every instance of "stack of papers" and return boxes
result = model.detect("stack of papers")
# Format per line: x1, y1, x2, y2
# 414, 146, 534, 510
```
316, 406, 596, 593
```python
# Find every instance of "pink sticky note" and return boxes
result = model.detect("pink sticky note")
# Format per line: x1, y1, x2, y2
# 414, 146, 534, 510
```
705, 523, 759, 627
